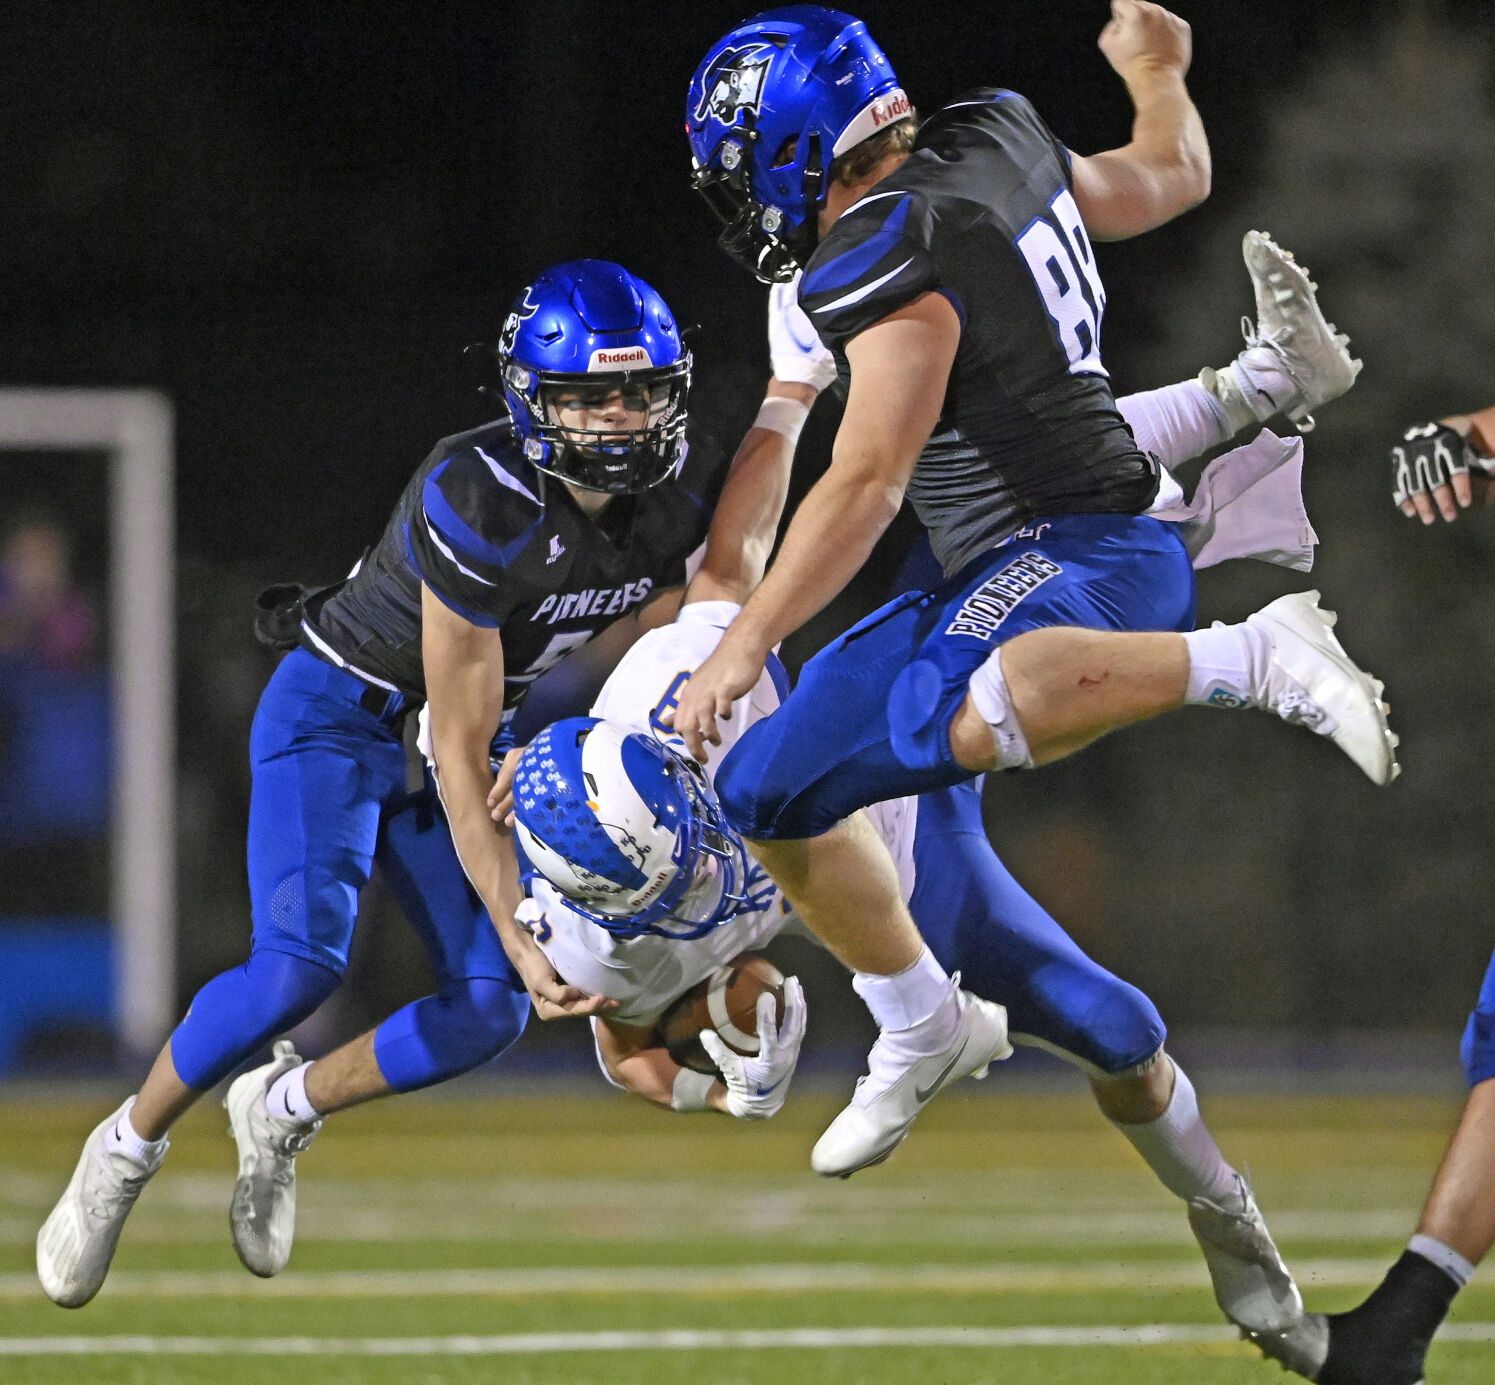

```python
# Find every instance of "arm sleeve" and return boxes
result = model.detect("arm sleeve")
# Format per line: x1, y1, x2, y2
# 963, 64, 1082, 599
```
796, 189, 942, 354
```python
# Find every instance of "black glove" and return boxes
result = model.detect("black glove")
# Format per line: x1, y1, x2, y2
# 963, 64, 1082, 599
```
1390, 422, 1480, 508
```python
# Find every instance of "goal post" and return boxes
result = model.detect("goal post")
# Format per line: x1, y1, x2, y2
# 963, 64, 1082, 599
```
0, 388, 175, 1061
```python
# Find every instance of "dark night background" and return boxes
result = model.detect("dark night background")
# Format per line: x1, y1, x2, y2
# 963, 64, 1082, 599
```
2, 0, 1494, 1078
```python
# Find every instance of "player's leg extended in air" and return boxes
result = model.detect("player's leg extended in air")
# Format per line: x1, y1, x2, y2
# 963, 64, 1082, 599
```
676, 4, 1392, 1183
908, 779, 1301, 1334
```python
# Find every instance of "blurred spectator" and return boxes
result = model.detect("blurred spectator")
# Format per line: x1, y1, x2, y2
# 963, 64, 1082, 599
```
0, 517, 99, 672
0, 516, 109, 855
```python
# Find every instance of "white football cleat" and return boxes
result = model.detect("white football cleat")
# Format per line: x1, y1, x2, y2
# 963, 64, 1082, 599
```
36, 1102, 166, 1308
1245, 590, 1400, 786
811, 986, 1011, 1178
1247, 1312, 1332, 1380
225, 1039, 322, 1277
1187, 1173, 1303, 1334
1200, 231, 1361, 434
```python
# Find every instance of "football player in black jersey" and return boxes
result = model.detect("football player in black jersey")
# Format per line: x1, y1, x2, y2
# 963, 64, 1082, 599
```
1256, 402, 1495, 1381
672, 0, 1396, 1302
36, 260, 719, 1306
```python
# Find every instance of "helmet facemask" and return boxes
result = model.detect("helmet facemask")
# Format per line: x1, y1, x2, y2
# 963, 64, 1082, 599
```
502, 359, 691, 495
690, 129, 822, 285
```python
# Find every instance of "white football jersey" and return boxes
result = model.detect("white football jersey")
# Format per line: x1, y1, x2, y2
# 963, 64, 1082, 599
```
526, 601, 917, 1027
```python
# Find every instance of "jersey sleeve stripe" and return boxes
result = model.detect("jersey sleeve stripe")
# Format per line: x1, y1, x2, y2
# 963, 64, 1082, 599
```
811, 257, 916, 315
764, 651, 791, 707
422, 467, 524, 571
402, 525, 501, 627
801, 195, 912, 296
420, 512, 499, 587
476, 446, 543, 507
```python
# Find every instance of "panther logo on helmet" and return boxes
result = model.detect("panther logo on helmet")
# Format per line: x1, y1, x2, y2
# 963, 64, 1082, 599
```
498, 289, 540, 356
693, 42, 774, 126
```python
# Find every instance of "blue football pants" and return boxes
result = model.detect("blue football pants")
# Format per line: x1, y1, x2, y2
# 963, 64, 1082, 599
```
910, 780, 1165, 1076
717, 514, 1196, 841
171, 649, 527, 1092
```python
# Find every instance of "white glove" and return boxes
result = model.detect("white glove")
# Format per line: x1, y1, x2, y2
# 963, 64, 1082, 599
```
698, 976, 807, 1120
767, 278, 836, 392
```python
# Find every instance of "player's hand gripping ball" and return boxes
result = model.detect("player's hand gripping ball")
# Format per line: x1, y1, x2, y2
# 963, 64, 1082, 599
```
661, 953, 786, 1074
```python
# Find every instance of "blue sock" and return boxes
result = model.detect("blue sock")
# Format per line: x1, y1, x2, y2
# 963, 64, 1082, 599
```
170, 950, 340, 1090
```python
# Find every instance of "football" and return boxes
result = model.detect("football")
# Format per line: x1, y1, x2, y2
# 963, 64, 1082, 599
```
659, 953, 786, 1075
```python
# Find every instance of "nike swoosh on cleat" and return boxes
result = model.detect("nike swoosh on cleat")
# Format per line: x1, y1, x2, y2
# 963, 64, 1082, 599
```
913, 1041, 969, 1104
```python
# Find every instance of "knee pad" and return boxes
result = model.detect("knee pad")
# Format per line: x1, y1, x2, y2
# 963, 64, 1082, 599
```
714, 729, 788, 839
1078, 981, 1168, 1076
887, 659, 954, 772
1021, 962, 1166, 1077
170, 948, 341, 1091
1461, 1007, 1495, 1088
374, 975, 530, 1093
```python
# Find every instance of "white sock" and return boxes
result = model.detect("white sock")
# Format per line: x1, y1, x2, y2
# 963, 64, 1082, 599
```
266, 1062, 320, 1123
1118, 381, 1233, 467
1231, 352, 1297, 421
104, 1098, 169, 1164
853, 946, 957, 1045
1181, 621, 1270, 708
1408, 1234, 1476, 1289
1111, 1064, 1242, 1208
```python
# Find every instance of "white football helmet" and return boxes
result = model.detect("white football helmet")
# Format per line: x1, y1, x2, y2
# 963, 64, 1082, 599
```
512, 717, 757, 939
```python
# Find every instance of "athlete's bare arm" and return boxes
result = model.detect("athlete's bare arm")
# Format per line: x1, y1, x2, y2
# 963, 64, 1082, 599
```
421, 585, 611, 1018
594, 1019, 730, 1113
672, 295, 958, 758
1069, 1, 1210, 241
687, 378, 820, 607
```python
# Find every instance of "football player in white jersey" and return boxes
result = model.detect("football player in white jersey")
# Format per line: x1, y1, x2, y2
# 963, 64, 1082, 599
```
507, 604, 1304, 1336
493, 230, 1357, 1337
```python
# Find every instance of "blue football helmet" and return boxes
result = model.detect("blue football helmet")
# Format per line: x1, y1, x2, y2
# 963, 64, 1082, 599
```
512, 717, 756, 941
496, 260, 691, 494
686, 6, 909, 283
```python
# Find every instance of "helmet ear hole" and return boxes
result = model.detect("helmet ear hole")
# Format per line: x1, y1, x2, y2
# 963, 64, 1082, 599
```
770, 135, 797, 169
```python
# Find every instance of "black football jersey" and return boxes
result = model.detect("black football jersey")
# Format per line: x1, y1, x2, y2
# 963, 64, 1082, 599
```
307, 420, 714, 739
798, 89, 1159, 577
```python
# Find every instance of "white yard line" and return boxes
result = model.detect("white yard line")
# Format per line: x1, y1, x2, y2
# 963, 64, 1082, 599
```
0, 1325, 1261, 1354
0, 1258, 1417, 1300
0, 1206, 1422, 1247
4, 1324, 1495, 1355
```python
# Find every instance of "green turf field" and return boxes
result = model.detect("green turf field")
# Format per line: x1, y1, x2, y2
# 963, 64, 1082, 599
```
2, 1085, 1491, 1383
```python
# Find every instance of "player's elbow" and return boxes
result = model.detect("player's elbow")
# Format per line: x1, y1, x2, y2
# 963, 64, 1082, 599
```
1172, 147, 1211, 211
838, 466, 908, 528
1131, 154, 1210, 234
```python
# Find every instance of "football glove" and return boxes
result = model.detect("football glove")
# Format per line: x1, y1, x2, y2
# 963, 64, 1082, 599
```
768, 279, 836, 392
1390, 422, 1489, 507
698, 976, 807, 1120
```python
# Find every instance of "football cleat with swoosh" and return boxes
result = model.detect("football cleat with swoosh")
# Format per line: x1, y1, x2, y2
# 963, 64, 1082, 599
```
811, 984, 1011, 1178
